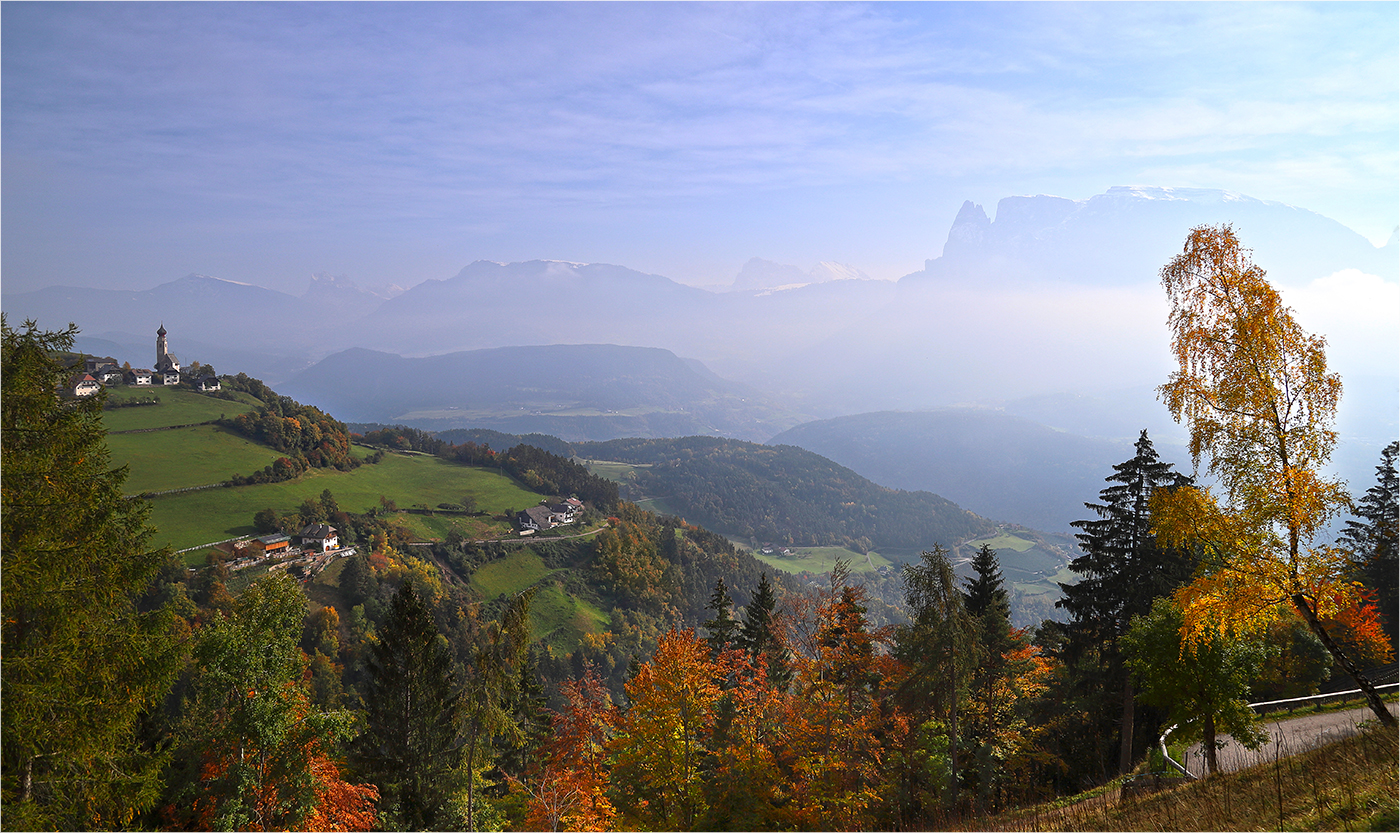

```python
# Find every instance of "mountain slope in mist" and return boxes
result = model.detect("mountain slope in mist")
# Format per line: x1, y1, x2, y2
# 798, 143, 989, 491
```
767, 409, 1145, 534
279, 343, 808, 442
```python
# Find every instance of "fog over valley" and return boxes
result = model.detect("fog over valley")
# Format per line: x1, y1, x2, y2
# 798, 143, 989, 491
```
5, 5, 1398, 829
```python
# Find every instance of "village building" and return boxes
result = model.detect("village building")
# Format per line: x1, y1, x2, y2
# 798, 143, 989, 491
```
85, 357, 119, 375
154, 323, 180, 375
256, 533, 291, 556
124, 368, 154, 386
296, 523, 339, 552
516, 505, 556, 533
68, 372, 101, 397
199, 375, 221, 392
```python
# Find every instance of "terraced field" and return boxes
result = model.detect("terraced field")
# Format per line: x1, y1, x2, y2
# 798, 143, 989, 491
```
142, 450, 542, 557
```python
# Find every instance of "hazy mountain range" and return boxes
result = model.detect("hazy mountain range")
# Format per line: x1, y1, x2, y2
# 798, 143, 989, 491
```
7, 185, 1394, 534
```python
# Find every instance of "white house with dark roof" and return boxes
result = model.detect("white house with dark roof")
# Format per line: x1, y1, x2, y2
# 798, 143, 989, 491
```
296, 523, 339, 552
517, 505, 555, 533
126, 368, 154, 386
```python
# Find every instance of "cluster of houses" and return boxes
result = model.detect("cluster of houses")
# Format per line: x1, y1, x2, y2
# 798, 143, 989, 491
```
214, 523, 347, 578
67, 324, 221, 396
515, 497, 584, 534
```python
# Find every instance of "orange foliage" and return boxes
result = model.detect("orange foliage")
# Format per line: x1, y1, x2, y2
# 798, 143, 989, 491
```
520, 666, 618, 832
299, 753, 380, 832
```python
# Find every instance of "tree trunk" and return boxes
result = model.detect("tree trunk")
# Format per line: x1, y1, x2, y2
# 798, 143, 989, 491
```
949, 679, 959, 812
1203, 712, 1218, 777
1292, 593, 1397, 729
1119, 674, 1136, 775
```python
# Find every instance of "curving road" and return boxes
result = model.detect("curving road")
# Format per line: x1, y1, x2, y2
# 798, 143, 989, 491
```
1179, 702, 1398, 777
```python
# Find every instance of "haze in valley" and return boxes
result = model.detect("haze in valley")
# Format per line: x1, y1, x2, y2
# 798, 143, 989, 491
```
4, 1, 1396, 533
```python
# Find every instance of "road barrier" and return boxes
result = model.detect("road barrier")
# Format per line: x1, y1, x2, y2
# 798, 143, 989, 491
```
1159, 680, 1400, 779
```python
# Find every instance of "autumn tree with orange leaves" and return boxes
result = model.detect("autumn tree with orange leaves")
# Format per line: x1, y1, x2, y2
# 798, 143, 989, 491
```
515, 664, 617, 832
164, 575, 377, 831
1152, 224, 1395, 728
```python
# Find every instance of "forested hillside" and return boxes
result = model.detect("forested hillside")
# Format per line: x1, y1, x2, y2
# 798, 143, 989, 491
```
577, 436, 996, 552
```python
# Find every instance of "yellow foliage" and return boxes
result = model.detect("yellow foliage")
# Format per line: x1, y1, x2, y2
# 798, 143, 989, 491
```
1154, 225, 1363, 656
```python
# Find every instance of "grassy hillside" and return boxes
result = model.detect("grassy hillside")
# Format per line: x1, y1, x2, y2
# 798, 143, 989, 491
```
751, 545, 896, 576
143, 450, 542, 555
973, 723, 1397, 832
108, 424, 282, 493
102, 385, 260, 430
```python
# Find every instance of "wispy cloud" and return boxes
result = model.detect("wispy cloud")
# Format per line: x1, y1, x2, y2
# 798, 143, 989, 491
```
2, 1, 1395, 289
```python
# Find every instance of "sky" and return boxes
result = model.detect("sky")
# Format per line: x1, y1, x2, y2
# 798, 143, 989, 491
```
3, 1, 1397, 296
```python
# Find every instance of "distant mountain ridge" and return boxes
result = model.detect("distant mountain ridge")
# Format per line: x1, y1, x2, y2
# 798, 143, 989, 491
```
5, 185, 1390, 457
279, 343, 808, 442
913, 186, 1395, 287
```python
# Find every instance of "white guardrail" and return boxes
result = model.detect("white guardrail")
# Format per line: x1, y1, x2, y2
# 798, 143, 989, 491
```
1158, 681, 1400, 780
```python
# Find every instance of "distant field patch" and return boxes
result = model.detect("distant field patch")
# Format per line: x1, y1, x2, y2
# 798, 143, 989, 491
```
750, 545, 892, 576
581, 460, 650, 481
473, 550, 554, 598
107, 425, 280, 493
144, 452, 542, 556
529, 582, 609, 654
103, 387, 259, 432
967, 532, 1037, 552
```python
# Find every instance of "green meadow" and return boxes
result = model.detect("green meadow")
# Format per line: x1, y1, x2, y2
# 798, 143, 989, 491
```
144, 451, 543, 556
469, 550, 609, 652
751, 545, 894, 576
108, 424, 282, 493
102, 386, 260, 431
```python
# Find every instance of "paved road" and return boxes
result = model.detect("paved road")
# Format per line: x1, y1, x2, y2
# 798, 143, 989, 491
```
1179, 702, 1398, 777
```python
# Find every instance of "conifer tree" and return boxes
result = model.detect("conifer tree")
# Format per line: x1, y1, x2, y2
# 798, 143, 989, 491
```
1058, 430, 1195, 774
356, 582, 465, 830
2, 318, 184, 830
703, 578, 742, 656
1339, 442, 1398, 649
739, 572, 792, 690
963, 544, 1010, 622
894, 547, 975, 820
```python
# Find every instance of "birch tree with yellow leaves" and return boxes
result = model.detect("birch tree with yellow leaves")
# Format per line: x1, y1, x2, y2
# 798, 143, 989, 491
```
1152, 224, 1395, 728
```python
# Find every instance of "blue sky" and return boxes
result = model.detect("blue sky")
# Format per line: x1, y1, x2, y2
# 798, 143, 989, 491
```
3, 1, 1396, 294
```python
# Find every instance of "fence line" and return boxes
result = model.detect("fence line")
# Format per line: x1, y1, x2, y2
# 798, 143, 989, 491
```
108, 420, 218, 435
175, 533, 254, 555
126, 481, 228, 499
1160, 680, 1400, 779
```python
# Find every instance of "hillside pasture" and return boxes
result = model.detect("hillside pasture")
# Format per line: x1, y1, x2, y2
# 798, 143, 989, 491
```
144, 451, 543, 556
107, 424, 281, 493
750, 545, 894, 576
102, 386, 259, 431
469, 550, 609, 652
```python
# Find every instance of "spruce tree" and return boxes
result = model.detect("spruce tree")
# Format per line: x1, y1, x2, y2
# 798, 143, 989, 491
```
1340, 442, 1399, 649
963, 543, 1010, 622
1058, 429, 1195, 775
702, 578, 741, 655
894, 546, 975, 822
356, 582, 465, 830
738, 573, 791, 690
1, 318, 184, 829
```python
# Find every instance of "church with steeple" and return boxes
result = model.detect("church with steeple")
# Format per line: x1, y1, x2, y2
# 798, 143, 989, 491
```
155, 323, 180, 374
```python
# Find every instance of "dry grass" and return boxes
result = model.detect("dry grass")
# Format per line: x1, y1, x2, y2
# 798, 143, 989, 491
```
971, 722, 1398, 831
